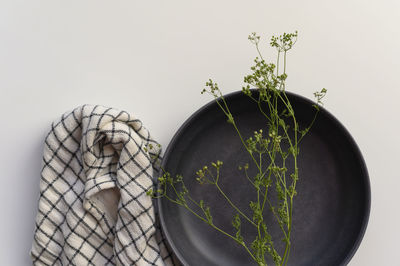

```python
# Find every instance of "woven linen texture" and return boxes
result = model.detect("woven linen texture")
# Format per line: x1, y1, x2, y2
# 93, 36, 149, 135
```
31, 105, 179, 266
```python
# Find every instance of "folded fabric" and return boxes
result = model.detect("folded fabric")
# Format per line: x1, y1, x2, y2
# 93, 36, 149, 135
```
31, 105, 179, 266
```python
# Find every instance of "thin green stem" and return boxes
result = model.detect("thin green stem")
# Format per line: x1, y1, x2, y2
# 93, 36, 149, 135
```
214, 96, 261, 170
244, 168, 257, 188
258, 99, 272, 123
256, 43, 264, 61
298, 109, 320, 144
283, 51, 287, 75
276, 51, 280, 76
261, 170, 272, 213
266, 197, 288, 240
215, 183, 257, 227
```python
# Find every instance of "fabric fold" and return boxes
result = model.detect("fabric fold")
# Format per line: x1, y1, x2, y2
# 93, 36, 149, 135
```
31, 105, 178, 266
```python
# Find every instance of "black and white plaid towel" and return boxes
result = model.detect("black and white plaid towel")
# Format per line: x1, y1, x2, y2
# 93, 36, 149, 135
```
31, 105, 179, 266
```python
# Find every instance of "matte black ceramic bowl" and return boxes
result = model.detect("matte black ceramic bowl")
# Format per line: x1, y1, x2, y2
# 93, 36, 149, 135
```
158, 90, 370, 266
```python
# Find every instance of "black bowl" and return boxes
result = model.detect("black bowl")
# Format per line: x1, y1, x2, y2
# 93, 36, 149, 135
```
158, 90, 370, 266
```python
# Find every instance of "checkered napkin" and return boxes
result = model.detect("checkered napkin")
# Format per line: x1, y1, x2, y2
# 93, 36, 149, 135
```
31, 105, 179, 266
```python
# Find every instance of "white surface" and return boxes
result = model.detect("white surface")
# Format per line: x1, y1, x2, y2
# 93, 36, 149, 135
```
0, 0, 399, 265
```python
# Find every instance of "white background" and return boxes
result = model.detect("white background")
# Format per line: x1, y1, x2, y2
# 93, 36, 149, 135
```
1, 0, 399, 265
